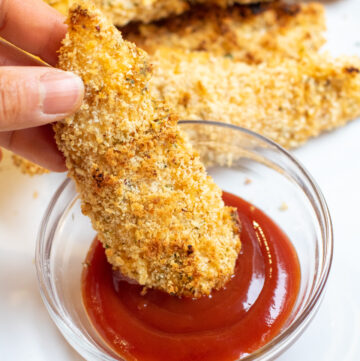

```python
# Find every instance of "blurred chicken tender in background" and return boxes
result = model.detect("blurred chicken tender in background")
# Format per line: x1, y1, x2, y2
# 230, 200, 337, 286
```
123, 2, 326, 65
45, 0, 273, 26
121, 1, 360, 148
149, 49, 360, 149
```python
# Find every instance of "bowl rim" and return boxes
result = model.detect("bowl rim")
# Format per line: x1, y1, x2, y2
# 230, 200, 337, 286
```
35, 120, 333, 361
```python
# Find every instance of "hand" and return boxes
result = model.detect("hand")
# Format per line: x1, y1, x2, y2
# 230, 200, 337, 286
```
0, 0, 84, 171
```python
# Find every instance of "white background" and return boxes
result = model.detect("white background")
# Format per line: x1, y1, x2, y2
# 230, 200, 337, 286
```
1, 0, 360, 360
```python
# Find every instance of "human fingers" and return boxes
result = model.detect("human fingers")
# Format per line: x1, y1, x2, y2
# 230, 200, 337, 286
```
0, 66, 83, 131
0, 125, 66, 172
0, 0, 66, 65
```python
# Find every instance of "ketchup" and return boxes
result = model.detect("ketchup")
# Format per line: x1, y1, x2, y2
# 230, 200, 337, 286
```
82, 192, 300, 361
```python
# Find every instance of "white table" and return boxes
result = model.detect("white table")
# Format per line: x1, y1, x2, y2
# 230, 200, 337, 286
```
1, 0, 360, 359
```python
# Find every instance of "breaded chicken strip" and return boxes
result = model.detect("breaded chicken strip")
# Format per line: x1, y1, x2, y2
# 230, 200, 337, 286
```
123, 2, 325, 65
11, 155, 49, 175
44, 0, 272, 26
54, 1, 240, 297
149, 49, 360, 148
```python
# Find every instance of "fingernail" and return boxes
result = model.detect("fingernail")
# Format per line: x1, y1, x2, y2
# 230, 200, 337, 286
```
40, 71, 83, 115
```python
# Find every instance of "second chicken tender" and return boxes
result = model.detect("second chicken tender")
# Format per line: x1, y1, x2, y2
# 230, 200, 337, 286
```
123, 2, 325, 65
44, 0, 272, 26
54, 1, 241, 298
11, 155, 49, 176
149, 49, 360, 149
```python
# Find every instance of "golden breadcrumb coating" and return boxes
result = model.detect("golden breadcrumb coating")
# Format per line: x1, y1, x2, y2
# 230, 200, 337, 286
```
149, 49, 360, 148
11, 155, 49, 176
123, 2, 325, 65
43, 0, 271, 26
54, 1, 240, 297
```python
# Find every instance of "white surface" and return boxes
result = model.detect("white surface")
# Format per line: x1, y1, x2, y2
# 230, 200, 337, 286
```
1, 0, 360, 360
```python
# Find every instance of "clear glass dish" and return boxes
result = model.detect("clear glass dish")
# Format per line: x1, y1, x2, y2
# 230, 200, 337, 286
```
35, 120, 333, 361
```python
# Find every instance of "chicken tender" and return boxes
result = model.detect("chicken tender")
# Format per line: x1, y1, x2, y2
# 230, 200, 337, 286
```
54, 1, 241, 298
123, 2, 325, 65
11, 155, 49, 176
149, 49, 360, 148
44, 0, 272, 26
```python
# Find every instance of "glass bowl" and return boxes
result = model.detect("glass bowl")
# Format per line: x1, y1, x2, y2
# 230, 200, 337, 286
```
35, 120, 333, 361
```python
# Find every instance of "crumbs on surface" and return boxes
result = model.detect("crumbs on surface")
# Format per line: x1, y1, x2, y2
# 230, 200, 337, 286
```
279, 202, 288, 211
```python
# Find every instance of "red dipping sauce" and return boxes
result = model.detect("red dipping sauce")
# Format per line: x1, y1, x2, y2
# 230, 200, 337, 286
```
82, 193, 300, 361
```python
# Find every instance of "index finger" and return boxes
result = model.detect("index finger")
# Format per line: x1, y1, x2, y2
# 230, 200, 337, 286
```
0, 0, 66, 65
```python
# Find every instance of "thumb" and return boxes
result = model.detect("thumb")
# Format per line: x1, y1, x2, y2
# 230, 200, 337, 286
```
0, 66, 83, 131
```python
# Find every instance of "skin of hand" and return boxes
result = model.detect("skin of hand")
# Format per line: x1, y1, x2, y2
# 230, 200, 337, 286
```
0, 0, 84, 171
